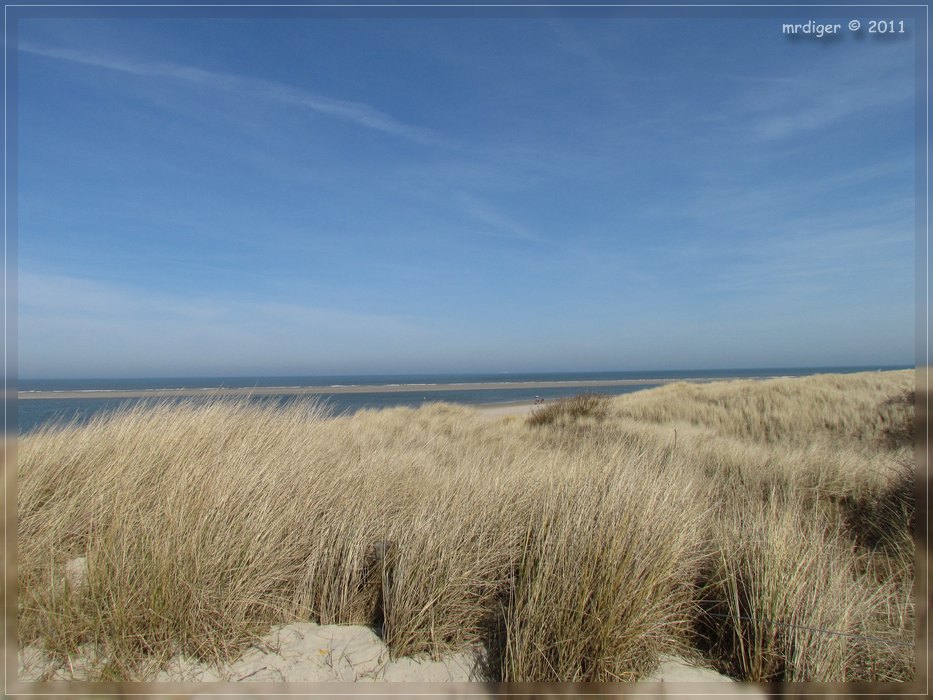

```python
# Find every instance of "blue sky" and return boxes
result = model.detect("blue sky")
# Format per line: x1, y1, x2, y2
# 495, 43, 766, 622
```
15, 11, 918, 378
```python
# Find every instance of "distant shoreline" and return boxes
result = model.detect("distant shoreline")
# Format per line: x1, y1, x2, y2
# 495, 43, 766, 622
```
16, 376, 746, 401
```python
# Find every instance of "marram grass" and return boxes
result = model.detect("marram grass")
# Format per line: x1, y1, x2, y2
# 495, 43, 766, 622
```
17, 370, 916, 682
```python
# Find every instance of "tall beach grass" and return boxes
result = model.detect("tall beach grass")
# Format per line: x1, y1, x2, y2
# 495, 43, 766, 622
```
16, 370, 917, 682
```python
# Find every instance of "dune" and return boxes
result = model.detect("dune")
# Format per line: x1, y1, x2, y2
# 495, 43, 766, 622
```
15, 370, 916, 685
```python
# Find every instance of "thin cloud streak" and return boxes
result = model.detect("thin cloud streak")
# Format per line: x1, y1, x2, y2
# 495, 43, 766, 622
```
456, 193, 540, 242
736, 50, 913, 141
20, 43, 452, 147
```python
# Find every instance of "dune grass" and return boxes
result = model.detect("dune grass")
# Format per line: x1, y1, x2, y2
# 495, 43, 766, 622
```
16, 370, 917, 682
526, 392, 610, 427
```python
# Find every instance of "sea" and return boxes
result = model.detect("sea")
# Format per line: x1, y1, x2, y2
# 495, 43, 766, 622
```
13, 365, 910, 435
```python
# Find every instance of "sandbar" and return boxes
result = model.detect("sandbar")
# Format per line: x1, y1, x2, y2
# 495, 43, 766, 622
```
16, 377, 725, 401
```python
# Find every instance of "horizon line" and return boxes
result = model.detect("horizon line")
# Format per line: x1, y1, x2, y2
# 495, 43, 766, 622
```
17, 363, 916, 382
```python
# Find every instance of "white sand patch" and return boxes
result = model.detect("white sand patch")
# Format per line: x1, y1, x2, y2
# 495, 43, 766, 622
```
475, 402, 537, 419
64, 556, 87, 589
367, 648, 484, 682
220, 623, 388, 682
35, 643, 104, 681
153, 623, 485, 683
639, 657, 768, 699
643, 654, 734, 682
17, 644, 57, 681
154, 654, 223, 683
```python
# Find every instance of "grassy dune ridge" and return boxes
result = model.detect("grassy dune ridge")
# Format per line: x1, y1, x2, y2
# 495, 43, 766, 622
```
17, 370, 916, 682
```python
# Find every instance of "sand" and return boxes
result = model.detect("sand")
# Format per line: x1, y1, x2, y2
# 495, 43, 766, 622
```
475, 401, 539, 418
16, 560, 744, 685
18, 620, 752, 686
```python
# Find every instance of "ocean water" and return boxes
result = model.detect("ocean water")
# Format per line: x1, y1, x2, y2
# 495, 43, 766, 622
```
13, 365, 909, 434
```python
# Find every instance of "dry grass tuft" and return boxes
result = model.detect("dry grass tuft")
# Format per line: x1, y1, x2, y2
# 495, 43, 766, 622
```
697, 492, 913, 682
526, 393, 610, 427
502, 451, 705, 681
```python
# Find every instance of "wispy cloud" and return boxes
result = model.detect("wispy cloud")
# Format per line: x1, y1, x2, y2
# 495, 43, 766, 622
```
749, 85, 911, 141
545, 19, 619, 82
455, 193, 540, 242
20, 42, 452, 147
731, 48, 914, 141
641, 155, 914, 301
649, 211, 912, 301
643, 153, 912, 234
